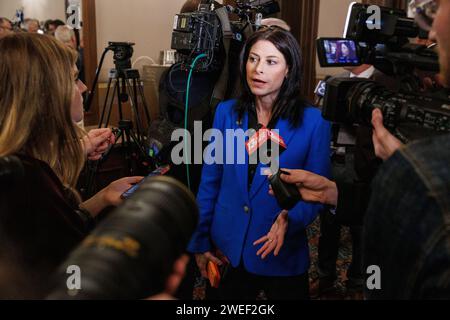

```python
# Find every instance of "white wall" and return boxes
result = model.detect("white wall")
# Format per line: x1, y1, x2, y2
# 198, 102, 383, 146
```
95, 0, 187, 81
316, 0, 361, 78
0, 0, 66, 22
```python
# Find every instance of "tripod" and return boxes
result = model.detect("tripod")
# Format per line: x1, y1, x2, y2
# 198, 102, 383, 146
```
83, 68, 153, 197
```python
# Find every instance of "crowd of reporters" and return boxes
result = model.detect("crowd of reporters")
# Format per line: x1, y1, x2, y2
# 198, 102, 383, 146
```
0, 0, 449, 300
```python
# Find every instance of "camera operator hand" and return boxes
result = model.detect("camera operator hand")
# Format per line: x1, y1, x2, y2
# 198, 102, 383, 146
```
82, 128, 116, 161
253, 210, 288, 259
80, 176, 143, 217
371, 109, 403, 161
269, 169, 338, 207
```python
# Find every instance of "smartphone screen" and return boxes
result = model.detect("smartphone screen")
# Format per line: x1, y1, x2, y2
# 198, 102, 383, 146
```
121, 165, 171, 199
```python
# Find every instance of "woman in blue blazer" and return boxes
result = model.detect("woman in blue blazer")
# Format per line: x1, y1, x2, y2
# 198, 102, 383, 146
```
188, 26, 331, 300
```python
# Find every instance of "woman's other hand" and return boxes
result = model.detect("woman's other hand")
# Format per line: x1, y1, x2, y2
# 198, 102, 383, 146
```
254, 210, 288, 259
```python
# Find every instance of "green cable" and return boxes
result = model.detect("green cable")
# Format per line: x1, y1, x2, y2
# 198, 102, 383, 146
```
185, 54, 207, 190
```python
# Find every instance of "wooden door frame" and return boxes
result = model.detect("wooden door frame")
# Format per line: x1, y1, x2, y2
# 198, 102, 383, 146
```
81, 0, 99, 126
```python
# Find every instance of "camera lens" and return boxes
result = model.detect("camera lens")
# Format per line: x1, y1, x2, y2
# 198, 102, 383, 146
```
47, 176, 199, 300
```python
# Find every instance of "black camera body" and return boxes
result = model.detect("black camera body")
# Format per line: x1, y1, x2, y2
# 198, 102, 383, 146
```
317, 3, 450, 140
107, 41, 135, 76
171, 9, 222, 71
170, 0, 280, 72
323, 77, 450, 139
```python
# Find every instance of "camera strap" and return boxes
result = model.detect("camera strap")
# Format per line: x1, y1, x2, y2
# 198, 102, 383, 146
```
210, 7, 235, 114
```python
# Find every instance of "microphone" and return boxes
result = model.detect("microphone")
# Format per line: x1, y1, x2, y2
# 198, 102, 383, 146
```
314, 76, 331, 98
314, 76, 331, 106
245, 126, 299, 210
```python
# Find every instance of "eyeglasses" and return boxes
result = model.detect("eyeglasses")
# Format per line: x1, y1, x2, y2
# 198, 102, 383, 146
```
409, 0, 438, 31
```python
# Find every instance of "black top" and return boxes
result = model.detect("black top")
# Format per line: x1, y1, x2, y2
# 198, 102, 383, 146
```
247, 105, 281, 189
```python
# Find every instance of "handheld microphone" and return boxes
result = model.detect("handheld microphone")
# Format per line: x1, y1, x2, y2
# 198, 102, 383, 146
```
314, 80, 327, 98
245, 127, 300, 210
269, 170, 301, 211
314, 76, 331, 106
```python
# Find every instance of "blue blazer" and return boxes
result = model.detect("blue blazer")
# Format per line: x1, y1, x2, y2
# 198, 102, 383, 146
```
188, 100, 331, 276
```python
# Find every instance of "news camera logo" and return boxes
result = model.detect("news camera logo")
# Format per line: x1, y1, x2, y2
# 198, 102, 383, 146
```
66, 0, 81, 30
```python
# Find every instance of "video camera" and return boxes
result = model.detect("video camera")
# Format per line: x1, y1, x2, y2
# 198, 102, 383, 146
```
171, 0, 280, 71
317, 2, 450, 141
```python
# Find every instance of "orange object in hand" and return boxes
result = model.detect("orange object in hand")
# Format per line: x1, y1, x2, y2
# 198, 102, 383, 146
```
207, 261, 221, 289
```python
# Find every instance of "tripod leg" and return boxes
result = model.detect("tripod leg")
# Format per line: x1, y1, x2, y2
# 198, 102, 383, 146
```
129, 130, 148, 160
105, 80, 118, 129
137, 77, 152, 124
133, 78, 142, 142
118, 78, 126, 121
98, 77, 113, 128
124, 128, 135, 175
125, 78, 144, 141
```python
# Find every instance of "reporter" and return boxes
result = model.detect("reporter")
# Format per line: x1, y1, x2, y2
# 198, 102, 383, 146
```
272, 0, 450, 299
0, 33, 142, 296
364, 0, 450, 299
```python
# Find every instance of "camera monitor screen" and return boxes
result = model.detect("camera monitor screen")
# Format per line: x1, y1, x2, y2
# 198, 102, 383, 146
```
317, 38, 361, 67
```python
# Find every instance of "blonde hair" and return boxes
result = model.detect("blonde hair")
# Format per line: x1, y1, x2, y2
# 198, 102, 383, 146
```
0, 33, 85, 189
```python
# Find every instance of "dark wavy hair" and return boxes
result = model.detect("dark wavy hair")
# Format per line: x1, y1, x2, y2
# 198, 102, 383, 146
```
236, 27, 307, 128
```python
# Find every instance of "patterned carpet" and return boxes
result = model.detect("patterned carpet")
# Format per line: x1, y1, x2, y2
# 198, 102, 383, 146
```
307, 217, 363, 300
192, 216, 364, 300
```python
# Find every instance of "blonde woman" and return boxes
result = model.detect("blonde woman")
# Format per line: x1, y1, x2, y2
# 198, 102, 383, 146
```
0, 33, 142, 295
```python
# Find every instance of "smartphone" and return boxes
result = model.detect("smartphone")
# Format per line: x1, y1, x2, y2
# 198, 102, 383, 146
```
120, 165, 171, 199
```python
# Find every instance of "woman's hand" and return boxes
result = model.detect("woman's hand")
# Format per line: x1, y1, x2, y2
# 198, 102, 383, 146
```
194, 252, 224, 278
102, 176, 143, 206
80, 176, 143, 217
253, 210, 288, 259
82, 128, 115, 161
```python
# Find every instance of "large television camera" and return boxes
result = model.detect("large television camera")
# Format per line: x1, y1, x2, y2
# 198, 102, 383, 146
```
171, 0, 280, 71
317, 2, 450, 141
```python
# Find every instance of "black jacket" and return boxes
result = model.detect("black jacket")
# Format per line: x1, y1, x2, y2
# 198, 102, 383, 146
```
0, 155, 89, 296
